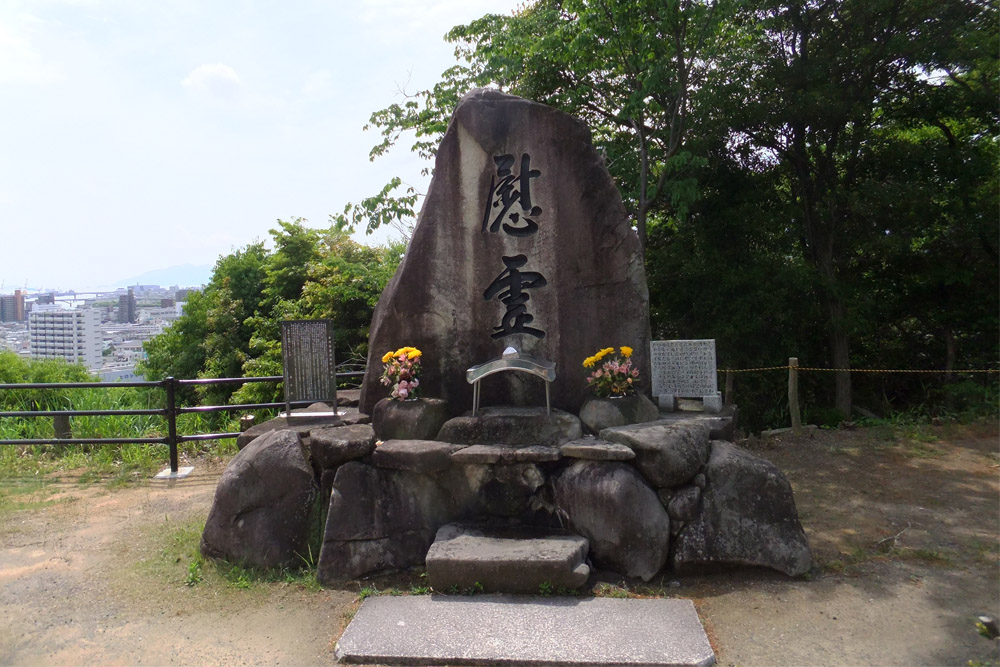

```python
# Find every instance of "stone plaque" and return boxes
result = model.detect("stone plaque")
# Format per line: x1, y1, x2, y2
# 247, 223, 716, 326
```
650, 340, 718, 398
281, 320, 337, 412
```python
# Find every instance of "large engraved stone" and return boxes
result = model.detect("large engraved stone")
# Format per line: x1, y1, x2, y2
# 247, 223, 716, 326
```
359, 89, 650, 416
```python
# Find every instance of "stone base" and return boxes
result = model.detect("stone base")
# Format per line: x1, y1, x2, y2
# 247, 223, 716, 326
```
425, 522, 590, 594
436, 406, 582, 447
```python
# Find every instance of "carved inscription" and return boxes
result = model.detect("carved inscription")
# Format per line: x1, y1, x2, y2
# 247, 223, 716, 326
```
281, 320, 336, 405
650, 339, 718, 398
481, 152, 547, 339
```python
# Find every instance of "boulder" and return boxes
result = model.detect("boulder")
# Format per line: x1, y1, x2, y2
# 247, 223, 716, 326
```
477, 464, 546, 517
672, 441, 812, 576
359, 89, 650, 416
578, 394, 659, 434
201, 430, 318, 569
372, 397, 450, 441
317, 462, 457, 583
309, 424, 376, 472
436, 406, 582, 447
601, 420, 711, 488
552, 460, 670, 581
372, 440, 466, 474
665, 485, 702, 523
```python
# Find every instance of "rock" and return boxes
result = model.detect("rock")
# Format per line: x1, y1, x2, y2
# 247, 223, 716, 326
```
436, 406, 583, 447
373, 440, 466, 474
693, 473, 707, 489
340, 410, 372, 426
578, 394, 659, 434
601, 420, 711, 488
201, 430, 318, 569
560, 439, 635, 461
672, 441, 812, 576
425, 522, 590, 594
666, 485, 701, 522
337, 389, 361, 407
478, 464, 546, 516
977, 615, 999, 639
317, 462, 457, 583
372, 397, 450, 441
359, 89, 651, 416
309, 424, 376, 473
235, 410, 343, 450
552, 460, 670, 581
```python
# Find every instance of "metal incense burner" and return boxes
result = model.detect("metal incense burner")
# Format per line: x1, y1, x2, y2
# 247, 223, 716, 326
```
466, 347, 556, 415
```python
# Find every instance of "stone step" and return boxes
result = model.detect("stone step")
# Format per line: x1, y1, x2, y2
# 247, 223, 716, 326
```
425, 522, 590, 594
335, 594, 716, 666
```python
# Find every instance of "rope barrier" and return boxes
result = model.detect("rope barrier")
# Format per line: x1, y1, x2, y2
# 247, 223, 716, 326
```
718, 366, 999, 374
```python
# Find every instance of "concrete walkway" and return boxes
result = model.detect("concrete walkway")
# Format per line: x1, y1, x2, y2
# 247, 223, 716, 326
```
335, 594, 715, 666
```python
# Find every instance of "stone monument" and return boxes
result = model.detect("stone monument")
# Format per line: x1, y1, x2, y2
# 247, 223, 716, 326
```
359, 89, 651, 416
650, 339, 723, 413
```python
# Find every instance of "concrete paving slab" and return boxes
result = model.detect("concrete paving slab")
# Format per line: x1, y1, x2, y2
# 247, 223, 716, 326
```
335, 594, 715, 666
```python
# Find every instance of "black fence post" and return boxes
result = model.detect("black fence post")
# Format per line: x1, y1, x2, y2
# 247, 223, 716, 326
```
165, 377, 179, 473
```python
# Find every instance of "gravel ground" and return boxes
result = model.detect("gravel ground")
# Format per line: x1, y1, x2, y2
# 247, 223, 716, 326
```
1, 423, 997, 666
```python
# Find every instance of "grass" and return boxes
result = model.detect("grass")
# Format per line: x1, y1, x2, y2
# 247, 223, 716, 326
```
136, 517, 326, 595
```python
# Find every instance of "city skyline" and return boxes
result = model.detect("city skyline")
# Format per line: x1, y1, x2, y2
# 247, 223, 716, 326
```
1, 0, 522, 291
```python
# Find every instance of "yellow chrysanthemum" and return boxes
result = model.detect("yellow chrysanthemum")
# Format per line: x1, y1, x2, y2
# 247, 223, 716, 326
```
583, 356, 597, 368
409, 348, 422, 359
381, 350, 394, 364
620, 346, 633, 358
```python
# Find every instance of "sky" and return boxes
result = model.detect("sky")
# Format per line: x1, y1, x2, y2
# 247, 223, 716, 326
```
0, 0, 522, 292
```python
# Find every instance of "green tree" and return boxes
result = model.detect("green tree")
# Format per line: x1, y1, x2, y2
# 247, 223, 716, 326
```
365, 0, 726, 251
709, 0, 996, 416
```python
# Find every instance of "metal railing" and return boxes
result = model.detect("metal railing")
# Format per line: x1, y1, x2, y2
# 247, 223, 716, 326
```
0, 372, 364, 474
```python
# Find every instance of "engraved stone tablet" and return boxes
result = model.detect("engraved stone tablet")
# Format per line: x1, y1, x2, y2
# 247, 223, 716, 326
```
650, 340, 718, 398
281, 320, 337, 413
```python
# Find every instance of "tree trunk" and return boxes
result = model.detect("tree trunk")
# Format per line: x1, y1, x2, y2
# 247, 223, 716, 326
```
827, 298, 852, 419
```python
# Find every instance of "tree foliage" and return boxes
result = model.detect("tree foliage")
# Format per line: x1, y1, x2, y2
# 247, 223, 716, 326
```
140, 221, 402, 406
360, 0, 997, 426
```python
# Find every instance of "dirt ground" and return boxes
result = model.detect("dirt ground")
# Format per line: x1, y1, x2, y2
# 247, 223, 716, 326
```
0, 422, 997, 666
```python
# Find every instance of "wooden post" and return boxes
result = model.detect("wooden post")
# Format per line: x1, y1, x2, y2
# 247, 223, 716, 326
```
724, 370, 734, 407
788, 357, 802, 435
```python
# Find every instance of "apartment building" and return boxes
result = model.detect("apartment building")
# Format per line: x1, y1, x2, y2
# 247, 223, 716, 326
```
28, 304, 102, 370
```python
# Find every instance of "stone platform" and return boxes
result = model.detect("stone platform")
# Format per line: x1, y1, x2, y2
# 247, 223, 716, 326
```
335, 595, 716, 666
425, 522, 590, 594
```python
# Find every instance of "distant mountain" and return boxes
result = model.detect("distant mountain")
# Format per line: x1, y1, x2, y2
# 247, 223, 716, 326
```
106, 264, 213, 290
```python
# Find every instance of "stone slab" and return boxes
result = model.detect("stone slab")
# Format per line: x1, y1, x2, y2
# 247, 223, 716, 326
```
373, 440, 466, 473
336, 595, 715, 666
426, 523, 589, 594
560, 438, 635, 461
603, 410, 736, 442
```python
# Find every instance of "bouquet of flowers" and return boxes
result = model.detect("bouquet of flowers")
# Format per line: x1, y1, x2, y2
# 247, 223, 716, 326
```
380, 346, 422, 400
583, 346, 638, 397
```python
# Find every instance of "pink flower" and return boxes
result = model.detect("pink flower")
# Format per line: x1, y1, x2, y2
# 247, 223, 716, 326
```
397, 387, 409, 399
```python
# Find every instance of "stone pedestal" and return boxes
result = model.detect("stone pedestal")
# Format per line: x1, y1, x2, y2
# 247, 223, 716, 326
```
578, 394, 659, 433
372, 397, 450, 441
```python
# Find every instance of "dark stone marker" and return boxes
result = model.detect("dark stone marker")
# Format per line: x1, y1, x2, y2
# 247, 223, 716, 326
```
282, 319, 336, 413
359, 89, 650, 416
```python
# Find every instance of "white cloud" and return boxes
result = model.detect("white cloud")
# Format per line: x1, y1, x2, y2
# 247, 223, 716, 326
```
303, 69, 333, 97
182, 63, 242, 101
0, 18, 64, 85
